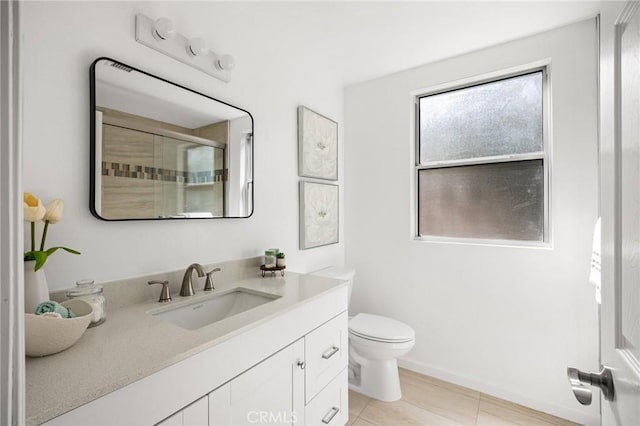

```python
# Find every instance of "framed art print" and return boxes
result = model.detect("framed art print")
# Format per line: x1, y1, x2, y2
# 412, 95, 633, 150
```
299, 181, 339, 249
298, 106, 338, 180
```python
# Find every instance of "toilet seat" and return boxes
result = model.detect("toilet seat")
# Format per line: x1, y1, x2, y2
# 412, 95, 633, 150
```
349, 313, 415, 344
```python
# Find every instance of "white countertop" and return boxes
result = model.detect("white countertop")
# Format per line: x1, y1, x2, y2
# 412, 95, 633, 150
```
26, 272, 346, 425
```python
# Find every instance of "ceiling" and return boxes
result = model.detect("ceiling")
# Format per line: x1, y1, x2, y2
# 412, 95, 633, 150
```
143, 1, 602, 87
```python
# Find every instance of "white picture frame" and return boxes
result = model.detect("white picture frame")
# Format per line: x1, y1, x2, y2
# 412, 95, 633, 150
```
299, 181, 339, 249
298, 106, 338, 180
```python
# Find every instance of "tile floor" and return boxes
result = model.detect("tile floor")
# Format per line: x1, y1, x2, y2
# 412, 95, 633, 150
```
347, 368, 578, 426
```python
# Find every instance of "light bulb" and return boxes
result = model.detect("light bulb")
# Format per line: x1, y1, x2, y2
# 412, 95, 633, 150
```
216, 54, 235, 71
188, 38, 207, 56
153, 18, 176, 41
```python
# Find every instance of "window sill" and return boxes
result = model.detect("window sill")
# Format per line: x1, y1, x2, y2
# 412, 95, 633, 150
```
412, 235, 553, 250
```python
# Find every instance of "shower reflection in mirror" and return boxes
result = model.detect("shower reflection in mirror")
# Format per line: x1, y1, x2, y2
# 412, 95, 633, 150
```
91, 57, 253, 220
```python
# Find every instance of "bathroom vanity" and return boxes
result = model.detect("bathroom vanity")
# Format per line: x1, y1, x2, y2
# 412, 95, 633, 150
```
26, 269, 348, 426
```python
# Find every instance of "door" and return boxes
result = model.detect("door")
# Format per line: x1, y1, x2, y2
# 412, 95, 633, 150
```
604, 2, 640, 423
571, 2, 640, 425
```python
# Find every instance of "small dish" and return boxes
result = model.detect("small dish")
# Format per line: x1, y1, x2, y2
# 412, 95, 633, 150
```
25, 299, 93, 357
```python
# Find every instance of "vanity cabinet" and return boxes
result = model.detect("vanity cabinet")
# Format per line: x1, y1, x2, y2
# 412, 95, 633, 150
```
160, 339, 304, 426
158, 314, 348, 426
39, 281, 349, 426
206, 312, 348, 426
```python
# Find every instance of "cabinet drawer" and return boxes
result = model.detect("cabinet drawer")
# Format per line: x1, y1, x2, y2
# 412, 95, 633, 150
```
305, 368, 348, 426
305, 311, 348, 402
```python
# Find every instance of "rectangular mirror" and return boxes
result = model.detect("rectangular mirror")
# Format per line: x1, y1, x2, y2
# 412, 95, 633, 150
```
90, 57, 253, 220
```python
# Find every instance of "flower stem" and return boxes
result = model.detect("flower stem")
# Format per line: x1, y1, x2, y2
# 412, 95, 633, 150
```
30, 222, 35, 252
40, 220, 49, 251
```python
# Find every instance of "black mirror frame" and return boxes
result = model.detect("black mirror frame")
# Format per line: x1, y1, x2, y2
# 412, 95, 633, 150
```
89, 57, 254, 221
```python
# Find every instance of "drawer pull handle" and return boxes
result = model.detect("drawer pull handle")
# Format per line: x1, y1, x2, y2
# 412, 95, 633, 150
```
322, 346, 340, 360
297, 360, 306, 370
321, 407, 340, 424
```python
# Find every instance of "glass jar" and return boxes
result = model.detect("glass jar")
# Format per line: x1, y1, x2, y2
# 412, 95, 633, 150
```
264, 249, 277, 268
66, 279, 106, 327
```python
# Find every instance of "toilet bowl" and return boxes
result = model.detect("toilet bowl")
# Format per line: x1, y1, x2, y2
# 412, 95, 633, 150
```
310, 267, 415, 402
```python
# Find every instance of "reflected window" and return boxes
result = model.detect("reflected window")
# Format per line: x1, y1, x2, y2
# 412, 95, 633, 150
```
416, 70, 548, 243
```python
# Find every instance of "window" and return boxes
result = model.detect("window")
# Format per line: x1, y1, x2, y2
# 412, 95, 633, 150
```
416, 70, 547, 243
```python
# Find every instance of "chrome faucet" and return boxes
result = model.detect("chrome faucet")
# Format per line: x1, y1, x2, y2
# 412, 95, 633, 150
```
181, 263, 205, 297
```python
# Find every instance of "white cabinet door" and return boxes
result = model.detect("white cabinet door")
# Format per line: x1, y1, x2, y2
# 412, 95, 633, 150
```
156, 396, 208, 426
183, 397, 208, 426
209, 383, 231, 426
231, 339, 304, 425
210, 338, 305, 426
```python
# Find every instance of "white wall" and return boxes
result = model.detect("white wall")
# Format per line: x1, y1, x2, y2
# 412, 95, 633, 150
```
345, 19, 599, 424
21, 2, 345, 291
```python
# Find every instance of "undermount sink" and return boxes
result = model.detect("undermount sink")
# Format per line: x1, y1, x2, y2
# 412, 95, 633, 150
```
151, 288, 281, 330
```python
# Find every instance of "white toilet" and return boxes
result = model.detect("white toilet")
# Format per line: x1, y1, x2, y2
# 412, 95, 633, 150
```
311, 266, 415, 402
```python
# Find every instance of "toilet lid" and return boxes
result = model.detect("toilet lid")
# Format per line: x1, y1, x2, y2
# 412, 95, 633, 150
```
349, 313, 415, 343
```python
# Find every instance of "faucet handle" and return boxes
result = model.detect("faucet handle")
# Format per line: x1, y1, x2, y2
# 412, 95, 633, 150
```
148, 280, 171, 303
204, 268, 221, 291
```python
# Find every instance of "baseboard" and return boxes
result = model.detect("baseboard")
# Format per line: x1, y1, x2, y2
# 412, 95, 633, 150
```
398, 357, 600, 426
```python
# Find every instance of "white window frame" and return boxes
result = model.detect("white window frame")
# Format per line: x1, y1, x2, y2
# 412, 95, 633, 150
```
412, 63, 552, 248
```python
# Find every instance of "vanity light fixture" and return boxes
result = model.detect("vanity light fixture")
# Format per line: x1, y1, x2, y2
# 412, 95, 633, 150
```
152, 17, 176, 41
135, 13, 233, 83
216, 54, 236, 71
188, 37, 207, 57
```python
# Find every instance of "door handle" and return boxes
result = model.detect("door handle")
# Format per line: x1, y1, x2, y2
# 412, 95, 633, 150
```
567, 366, 615, 405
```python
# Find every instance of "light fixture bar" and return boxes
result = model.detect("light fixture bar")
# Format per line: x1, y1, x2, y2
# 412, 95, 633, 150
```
134, 13, 232, 83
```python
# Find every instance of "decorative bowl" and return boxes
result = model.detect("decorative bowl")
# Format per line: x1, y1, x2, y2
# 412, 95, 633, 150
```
25, 299, 93, 357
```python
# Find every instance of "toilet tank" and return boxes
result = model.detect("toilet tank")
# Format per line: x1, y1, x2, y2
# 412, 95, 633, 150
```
310, 266, 355, 304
